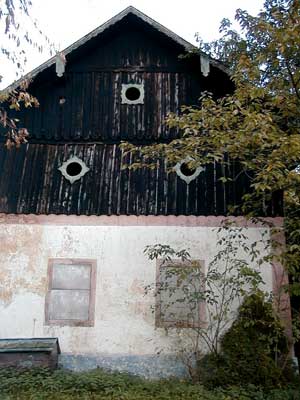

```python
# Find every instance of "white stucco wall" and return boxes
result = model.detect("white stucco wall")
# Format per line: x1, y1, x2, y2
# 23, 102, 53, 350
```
0, 216, 284, 375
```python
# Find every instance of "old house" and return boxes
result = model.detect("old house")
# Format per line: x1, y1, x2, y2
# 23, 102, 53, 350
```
0, 7, 293, 377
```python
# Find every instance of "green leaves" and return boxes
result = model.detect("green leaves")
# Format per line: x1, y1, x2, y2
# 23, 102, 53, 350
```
0, 367, 299, 399
124, 0, 300, 215
122, 1, 300, 308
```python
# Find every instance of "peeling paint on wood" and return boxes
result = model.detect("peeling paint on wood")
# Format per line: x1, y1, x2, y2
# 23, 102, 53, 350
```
0, 144, 258, 216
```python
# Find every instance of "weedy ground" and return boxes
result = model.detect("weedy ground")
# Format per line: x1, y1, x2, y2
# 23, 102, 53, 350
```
0, 368, 300, 400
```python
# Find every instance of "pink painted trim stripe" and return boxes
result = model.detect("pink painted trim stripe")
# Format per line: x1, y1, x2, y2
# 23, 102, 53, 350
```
270, 228, 293, 350
0, 213, 283, 227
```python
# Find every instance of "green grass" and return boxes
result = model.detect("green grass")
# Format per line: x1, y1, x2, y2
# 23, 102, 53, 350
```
0, 368, 299, 400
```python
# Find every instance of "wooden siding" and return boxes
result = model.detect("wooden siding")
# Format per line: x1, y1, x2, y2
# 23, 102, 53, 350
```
11, 24, 231, 143
0, 143, 255, 216
20, 70, 202, 142
1, 15, 269, 217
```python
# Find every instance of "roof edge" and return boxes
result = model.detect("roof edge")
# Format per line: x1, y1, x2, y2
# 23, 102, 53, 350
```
4, 6, 229, 92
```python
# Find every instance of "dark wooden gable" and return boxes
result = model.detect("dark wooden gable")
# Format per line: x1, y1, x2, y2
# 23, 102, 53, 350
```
1, 7, 279, 217
16, 12, 232, 144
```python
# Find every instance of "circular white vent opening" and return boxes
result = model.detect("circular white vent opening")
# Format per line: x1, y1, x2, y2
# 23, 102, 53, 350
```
174, 157, 205, 184
121, 83, 144, 105
58, 156, 90, 184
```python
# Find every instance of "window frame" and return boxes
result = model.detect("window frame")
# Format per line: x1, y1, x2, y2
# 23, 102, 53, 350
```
58, 156, 90, 184
155, 259, 206, 328
45, 258, 97, 327
173, 157, 205, 184
121, 83, 145, 105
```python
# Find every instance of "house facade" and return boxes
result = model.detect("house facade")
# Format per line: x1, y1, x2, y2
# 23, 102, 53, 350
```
0, 7, 292, 377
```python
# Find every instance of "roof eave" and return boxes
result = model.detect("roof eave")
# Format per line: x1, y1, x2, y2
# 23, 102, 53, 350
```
3, 6, 229, 92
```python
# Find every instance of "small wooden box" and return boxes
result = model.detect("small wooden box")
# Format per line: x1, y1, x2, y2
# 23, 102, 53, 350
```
0, 338, 61, 369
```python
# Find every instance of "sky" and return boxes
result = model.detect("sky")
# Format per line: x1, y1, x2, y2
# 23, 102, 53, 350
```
1, 0, 265, 88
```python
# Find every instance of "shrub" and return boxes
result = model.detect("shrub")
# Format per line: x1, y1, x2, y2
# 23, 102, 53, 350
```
197, 291, 296, 388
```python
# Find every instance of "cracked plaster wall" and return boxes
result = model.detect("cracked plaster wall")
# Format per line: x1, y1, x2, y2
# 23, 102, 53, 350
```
0, 220, 276, 376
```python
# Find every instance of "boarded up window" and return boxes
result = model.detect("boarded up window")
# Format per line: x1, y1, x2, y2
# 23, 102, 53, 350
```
156, 259, 205, 328
45, 259, 96, 327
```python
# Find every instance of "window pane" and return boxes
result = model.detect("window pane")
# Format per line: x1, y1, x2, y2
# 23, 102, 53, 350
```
159, 264, 202, 325
52, 264, 91, 290
48, 290, 90, 320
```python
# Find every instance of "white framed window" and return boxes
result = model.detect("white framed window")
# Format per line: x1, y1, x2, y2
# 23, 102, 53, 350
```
58, 156, 90, 184
121, 83, 144, 105
174, 157, 205, 184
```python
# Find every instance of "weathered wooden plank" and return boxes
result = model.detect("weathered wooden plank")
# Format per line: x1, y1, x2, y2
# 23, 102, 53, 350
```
0, 143, 278, 216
